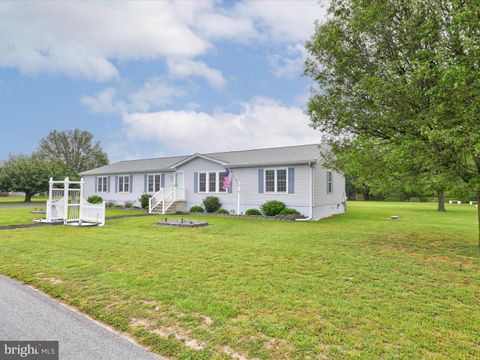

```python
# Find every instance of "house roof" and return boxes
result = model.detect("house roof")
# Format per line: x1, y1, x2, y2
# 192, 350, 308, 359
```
80, 144, 324, 176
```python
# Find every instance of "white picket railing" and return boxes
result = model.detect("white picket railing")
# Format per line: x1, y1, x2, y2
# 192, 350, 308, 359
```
46, 198, 65, 222
80, 201, 106, 226
149, 187, 186, 214
149, 188, 165, 213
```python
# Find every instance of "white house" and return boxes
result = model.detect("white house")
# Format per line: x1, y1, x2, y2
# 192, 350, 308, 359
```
80, 144, 346, 219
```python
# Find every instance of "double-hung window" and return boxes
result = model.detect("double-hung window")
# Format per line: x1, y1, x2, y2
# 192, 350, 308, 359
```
148, 174, 161, 192
265, 169, 287, 193
326, 171, 333, 194
118, 175, 130, 193
97, 176, 108, 192
198, 171, 229, 193
199, 173, 207, 192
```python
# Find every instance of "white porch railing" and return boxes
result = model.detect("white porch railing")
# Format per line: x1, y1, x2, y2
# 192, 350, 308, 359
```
149, 187, 185, 214
80, 200, 106, 226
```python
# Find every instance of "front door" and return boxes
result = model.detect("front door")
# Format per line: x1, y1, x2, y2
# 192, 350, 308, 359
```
175, 171, 184, 188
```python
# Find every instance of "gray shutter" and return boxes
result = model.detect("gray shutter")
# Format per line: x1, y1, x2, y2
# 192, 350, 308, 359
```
194, 172, 198, 193
288, 168, 295, 194
107, 176, 111, 192
94, 176, 98, 193
115, 176, 118, 193
129, 175, 133, 193
144, 175, 147, 193
258, 169, 264, 193
161, 174, 165, 188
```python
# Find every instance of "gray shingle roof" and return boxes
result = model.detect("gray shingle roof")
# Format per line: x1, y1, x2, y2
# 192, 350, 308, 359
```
80, 144, 323, 176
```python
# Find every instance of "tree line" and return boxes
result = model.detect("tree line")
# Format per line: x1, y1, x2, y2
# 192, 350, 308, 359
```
0, 129, 108, 202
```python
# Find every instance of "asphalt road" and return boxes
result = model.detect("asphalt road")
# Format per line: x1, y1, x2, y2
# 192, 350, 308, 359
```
0, 275, 161, 360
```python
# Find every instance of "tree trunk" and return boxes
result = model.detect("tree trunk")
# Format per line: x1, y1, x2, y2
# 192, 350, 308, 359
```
437, 190, 446, 212
24, 192, 32, 202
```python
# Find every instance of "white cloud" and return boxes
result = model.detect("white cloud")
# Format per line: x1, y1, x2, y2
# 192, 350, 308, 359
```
121, 97, 318, 155
0, 1, 326, 82
269, 43, 308, 79
81, 78, 185, 114
167, 59, 226, 89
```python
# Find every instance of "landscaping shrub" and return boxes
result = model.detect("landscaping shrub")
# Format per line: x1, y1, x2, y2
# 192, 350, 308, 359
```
106, 201, 115, 208
189, 205, 205, 213
123, 201, 133, 209
202, 196, 221, 213
245, 208, 261, 216
87, 195, 103, 204
139, 193, 152, 210
261, 200, 286, 216
216, 209, 229, 214
280, 208, 300, 215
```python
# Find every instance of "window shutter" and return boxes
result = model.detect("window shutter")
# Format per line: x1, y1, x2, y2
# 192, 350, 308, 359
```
288, 168, 295, 194
194, 172, 198, 193
258, 169, 264, 193
144, 175, 147, 192
94, 176, 98, 193
161, 174, 165, 188
115, 176, 118, 193
129, 175, 133, 193
107, 176, 111, 192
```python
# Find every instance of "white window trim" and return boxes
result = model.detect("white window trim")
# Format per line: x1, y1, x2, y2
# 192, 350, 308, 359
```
264, 168, 288, 194
147, 173, 162, 193
198, 171, 229, 194
118, 175, 130, 193
97, 176, 108, 193
326, 170, 333, 194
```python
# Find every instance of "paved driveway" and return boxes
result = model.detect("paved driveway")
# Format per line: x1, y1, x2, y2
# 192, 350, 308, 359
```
0, 275, 161, 360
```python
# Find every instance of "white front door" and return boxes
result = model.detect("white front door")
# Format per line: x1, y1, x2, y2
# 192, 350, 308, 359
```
175, 171, 184, 188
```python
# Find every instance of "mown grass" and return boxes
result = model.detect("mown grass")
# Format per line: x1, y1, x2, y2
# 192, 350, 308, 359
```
0, 207, 146, 226
0, 202, 478, 359
0, 196, 48, 203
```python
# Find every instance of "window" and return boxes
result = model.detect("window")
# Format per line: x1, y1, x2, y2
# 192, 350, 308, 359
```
118, 175, 130, 193
97, 176, 108, 192
264, 169, 288, 193
148, 174, 162, 192
199, 173, 207, 192
199, 171, 229, 193
327, 171, 333, 194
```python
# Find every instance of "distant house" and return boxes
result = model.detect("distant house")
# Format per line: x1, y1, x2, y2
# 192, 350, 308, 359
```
80, 144, 346, 219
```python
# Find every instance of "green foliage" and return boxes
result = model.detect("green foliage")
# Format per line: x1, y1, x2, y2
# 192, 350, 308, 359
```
216, 209, 229, 214
245, 208, 262, 216
139, 194, 152, 210
38, 129, 109, 177
0, 153, 66, 202
202, 196, 221, 213
189, 205, 204, 213
87, 195, 103, 204
280, 208, 300, 216
261, 200, 286, 216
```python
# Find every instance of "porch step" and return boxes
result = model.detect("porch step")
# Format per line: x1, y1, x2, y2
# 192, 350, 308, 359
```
150, 201, 187, 215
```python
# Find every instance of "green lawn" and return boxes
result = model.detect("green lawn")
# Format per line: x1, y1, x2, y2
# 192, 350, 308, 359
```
0, 206, 146, 226
0, 202, 478, 359
0, 195, 48, 203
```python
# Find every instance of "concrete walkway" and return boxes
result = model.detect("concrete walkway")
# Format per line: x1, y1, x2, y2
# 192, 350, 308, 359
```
0, 275, 161, 360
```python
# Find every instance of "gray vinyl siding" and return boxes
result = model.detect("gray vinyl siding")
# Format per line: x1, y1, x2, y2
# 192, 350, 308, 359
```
312, 162, 346, 218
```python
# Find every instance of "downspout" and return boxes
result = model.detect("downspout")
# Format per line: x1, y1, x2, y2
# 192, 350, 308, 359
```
296, 162, 313, 221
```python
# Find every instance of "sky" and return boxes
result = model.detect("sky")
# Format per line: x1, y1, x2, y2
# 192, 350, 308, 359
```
0, 0, 328, 162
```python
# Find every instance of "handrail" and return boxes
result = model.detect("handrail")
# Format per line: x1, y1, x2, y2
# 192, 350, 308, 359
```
162, 187, 177, 214
149, 188, 164, 213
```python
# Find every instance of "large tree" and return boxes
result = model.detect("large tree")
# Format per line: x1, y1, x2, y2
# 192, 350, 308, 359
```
305, 0, 480, 243
38, 129, 108, 176
0, 154, 66, 202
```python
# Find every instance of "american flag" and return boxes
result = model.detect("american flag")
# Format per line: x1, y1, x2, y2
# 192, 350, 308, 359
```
222, 168, 233, 190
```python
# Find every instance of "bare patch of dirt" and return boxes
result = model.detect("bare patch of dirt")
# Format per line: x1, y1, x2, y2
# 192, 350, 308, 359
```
222, 345, 249, 360
130, 318, 153, 328
48, 278, 63, 284
151, 327, 207, 351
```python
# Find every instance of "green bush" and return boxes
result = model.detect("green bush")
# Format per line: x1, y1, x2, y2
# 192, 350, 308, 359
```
260, 200, 286, 216
280, 208, 300, 215
216, 209, 229, 214
87, 195, 103, 204
245, 208, 261, 216
139, 193, 152, 210
189, 205, 205, 213
202, 196, 222, 213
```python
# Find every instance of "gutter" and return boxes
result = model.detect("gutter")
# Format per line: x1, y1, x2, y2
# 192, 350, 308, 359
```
296, 162, 313, 222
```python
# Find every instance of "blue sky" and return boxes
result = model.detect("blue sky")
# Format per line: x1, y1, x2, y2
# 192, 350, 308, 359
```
0, 1, 327, 162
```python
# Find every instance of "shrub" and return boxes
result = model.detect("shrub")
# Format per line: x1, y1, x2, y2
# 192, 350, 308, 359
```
189, 205, 204, 213
216, 209, 229, 214
139, 193, 152, 210
245, 208, 261, 216
202, 196, 222, 213
123, 201, 133, 208
261, 200, 286, 216
106, 201, 115, 208
87, 195, 103, 204
280, 208, 300, 215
